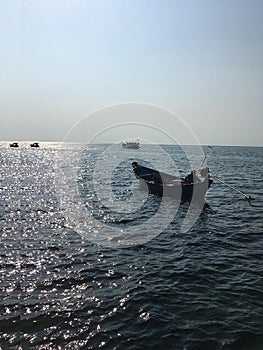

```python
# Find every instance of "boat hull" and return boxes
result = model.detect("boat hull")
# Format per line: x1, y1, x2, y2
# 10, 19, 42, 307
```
133, 163, 212, 201
139, 178, 213, 201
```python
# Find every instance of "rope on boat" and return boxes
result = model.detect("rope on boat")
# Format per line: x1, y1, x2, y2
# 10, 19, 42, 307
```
212, 175, 255, 206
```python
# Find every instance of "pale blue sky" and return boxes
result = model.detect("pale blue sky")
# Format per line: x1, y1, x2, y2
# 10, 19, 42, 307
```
1, 0, 263, 145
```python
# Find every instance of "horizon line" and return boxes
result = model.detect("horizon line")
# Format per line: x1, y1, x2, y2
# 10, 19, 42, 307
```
0, 140, 262, 148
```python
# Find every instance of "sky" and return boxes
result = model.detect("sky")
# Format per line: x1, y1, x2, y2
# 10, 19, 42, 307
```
0, 0, 263, 146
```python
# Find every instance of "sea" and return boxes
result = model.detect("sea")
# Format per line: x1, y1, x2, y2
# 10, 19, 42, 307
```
0, 143, 262, 350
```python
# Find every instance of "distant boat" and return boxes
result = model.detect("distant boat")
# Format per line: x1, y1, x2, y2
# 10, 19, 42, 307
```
30, 142, 40, 148
122, 140, 140, 149
132, 162, 213, 201
10, 142, 19, 148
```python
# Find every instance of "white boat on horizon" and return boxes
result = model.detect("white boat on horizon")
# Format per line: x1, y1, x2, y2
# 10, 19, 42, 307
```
122, 140, 140, 149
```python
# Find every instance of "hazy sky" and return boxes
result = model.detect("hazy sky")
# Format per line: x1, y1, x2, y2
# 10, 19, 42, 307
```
1, 0, 263, 145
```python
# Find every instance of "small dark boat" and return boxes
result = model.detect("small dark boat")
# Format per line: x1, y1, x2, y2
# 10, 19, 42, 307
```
10, 142, 19, 148
132, 162, 213, 201
30, 142, 40, 148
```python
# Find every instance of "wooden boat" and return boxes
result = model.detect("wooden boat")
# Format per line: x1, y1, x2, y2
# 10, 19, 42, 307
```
132, 162, 213, 201
30, 142, 40, 148
10, 142, 19, 148
122, 140, 140, 149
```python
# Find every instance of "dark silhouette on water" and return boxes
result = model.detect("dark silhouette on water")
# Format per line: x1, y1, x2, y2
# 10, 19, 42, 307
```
9, 142, 19, 148
30, 142, 40, 148
132, 161, 213, 201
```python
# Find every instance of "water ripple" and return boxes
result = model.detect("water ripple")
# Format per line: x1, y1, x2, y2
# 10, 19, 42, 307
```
0, 144, 262, 349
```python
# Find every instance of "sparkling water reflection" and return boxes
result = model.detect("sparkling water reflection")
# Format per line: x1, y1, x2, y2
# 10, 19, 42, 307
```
0, 143, 262, 349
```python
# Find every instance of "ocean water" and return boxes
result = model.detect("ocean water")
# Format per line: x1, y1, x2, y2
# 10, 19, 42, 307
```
0, 143, 262, 350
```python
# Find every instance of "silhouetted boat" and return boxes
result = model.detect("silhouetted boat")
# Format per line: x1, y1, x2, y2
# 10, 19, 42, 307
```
10, 142, 19, 148
30, 142, 40, 148
132, 162, 213, 201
